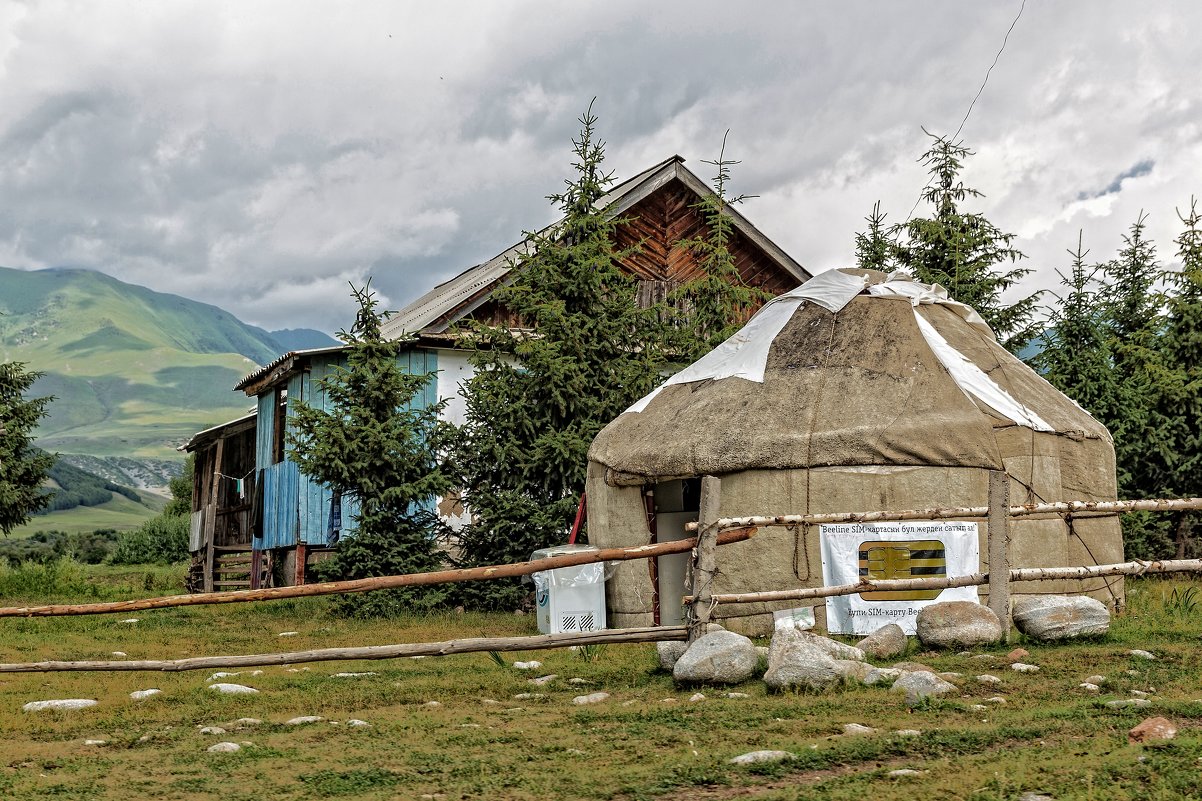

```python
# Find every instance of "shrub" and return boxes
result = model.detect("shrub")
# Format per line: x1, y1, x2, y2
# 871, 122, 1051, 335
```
109, 514, 189, 565
0, 529, 120, 565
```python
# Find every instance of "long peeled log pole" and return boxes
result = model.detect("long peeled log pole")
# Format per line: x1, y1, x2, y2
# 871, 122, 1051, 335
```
0, 626, 688, 674
0, 527, 757, 619
687, 558, 1202, 606
684, 497, 1202, 531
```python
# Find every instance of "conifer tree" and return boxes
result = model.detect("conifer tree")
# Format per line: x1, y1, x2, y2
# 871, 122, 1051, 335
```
452, 105, 668, 608
1095, 213, 1179, 559
670, 134, 772, 360
287, 282, 453, 616
893, 132, 1039, 351
1033, 234, 1122, 425
1100, 213, 1164, 494
854, 201, 893, 273
0, 360, 55, 536
1156, 199, 1202, 556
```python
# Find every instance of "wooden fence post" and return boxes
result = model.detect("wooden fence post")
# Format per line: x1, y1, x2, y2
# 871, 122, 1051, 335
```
686, 476, 721, 642
987, 470, 1011, 641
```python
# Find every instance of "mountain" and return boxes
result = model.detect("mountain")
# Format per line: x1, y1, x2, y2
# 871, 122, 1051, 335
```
268, 328, 341, 352
0, 266, 334, 483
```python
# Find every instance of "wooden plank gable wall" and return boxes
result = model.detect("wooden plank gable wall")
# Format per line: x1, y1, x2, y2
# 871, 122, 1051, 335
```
465, 178, 798, 330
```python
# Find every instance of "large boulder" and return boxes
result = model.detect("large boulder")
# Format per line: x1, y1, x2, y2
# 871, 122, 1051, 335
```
673, 630, 758, 685
1011, 595, 1110, 641
890, 670, 957, 707
858, 623, 907, 660
769, 629, 865, 664
763, 629, 873, 691
657, 641, 689, 671
915, 601, 1003, 649
833, 659, 874, 683
764, 633, 840, 691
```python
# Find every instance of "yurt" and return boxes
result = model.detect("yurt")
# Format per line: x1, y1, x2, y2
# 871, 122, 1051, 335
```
586, 268, 1123, 636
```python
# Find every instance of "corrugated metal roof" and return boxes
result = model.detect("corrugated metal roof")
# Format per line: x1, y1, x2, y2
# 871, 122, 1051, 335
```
233, 344, 347, 393
178, 411, 257, 452
379, 155, 809, 339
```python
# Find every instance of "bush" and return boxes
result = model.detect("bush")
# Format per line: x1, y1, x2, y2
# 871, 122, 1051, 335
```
0, 557, 94, 599
0, 529, 120, 565
109, 514, 190, 565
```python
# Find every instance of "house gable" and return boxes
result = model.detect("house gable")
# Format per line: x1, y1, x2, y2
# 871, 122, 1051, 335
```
380, 156, 809, 338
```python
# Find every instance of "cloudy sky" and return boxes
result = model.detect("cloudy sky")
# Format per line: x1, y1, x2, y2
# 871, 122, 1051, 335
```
1, 1, 1199, 334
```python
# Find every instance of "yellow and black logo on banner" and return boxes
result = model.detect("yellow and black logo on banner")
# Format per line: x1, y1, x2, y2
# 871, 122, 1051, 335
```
857, 539, 946, 601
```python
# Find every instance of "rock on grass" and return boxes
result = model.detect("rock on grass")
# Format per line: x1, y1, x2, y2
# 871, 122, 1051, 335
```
915, 601, 1002, 649
730, 750, 794, 765
208, 683, 259, 695
23, 699, 98, 712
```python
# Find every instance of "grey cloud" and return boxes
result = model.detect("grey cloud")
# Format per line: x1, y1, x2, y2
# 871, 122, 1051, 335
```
1076, 159, 1155, 201
0, 1, 1199, 335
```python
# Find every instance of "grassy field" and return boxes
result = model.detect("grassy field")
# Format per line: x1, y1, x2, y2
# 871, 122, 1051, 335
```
8, 493, 162, 539
0, 566, 1200, 800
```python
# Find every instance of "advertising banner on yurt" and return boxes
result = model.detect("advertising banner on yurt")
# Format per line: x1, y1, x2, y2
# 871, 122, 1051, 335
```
820, 521, 979, 635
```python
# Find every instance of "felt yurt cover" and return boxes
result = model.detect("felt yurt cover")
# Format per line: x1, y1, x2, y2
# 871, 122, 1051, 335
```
587, 269, 1122, 634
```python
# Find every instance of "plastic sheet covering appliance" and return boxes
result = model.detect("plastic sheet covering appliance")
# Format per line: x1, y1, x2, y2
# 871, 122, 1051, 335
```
530, 545, 608, 635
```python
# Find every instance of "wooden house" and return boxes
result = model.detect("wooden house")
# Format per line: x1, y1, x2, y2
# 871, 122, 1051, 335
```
188, 155, 810, 589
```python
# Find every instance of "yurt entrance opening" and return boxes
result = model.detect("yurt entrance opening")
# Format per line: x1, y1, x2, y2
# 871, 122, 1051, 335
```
650, 478, 701, 626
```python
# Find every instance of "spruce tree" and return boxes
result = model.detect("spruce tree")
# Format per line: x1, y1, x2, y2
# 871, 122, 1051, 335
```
287, 282, 453, 616
854, 201, 893, 273
1100, 213, 1164, 493
452, 106, 668, 608
0, 360, 55, 536
893, 132, 1039, 351
1033, 234, 1122, 425
1097, 213, 1176, 558
1156, 199, 1202, 556
670, 134, 772, 360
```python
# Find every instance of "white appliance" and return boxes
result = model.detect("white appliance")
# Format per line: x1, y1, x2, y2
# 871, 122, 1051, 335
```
530, 545, 607, 634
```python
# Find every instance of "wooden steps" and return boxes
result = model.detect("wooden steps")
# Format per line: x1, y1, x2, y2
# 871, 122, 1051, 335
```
209, 547, 269, 591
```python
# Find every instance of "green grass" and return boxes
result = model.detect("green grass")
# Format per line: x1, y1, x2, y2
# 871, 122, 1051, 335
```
0, 572, 1200, 800
9, 494, 159, 538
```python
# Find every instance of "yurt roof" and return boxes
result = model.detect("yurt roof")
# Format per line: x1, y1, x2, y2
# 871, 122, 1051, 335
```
588, 269, 1110, 485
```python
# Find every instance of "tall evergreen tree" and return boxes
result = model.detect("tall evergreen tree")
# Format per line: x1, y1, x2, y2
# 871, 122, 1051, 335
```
670, 134, 771, 360
1100, 213, 1164, 494
1156, 199, 1202, 556
287, 282, 453, 616
1095, 212, 1178, 559
0, 360, 55, 536
1033, 234, 1122, 424
452, 105, 668, 608
893, 132, 1039, 351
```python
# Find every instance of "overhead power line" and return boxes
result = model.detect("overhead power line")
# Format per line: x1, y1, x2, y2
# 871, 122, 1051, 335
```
902, 0, 1029, 225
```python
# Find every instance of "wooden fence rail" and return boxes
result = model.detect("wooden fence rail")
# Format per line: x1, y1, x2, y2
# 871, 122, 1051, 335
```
0, 527, 757, 619
0, 626, 688, 674
683, 558, 1202, 606
684, 497, 1202, 531
3, 486, 1198, 674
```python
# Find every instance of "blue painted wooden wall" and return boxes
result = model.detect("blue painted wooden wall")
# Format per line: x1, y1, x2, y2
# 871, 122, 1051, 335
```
253, 347, 439, 551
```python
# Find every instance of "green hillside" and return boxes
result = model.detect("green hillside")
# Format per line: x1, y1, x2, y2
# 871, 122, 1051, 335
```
0, 266, 312, 472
